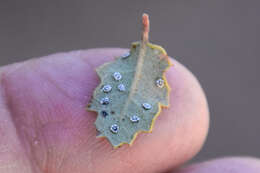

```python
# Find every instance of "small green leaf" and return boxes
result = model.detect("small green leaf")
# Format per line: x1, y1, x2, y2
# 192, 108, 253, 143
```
87, 14, 172, 148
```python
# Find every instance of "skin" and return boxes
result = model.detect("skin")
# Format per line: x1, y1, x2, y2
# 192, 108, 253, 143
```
0, 48, 258, 173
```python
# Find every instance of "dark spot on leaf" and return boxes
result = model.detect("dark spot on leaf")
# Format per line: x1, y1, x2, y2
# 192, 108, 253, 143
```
111, 111, 115, 114
101, 111, 108, 117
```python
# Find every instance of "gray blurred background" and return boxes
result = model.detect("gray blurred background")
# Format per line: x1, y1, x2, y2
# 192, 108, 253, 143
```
0, 0, 259, 162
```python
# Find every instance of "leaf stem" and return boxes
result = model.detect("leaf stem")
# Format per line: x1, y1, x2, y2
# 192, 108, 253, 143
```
142, 13, 149, 43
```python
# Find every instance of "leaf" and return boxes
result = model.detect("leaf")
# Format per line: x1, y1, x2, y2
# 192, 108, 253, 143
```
87, 14, 172, 148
